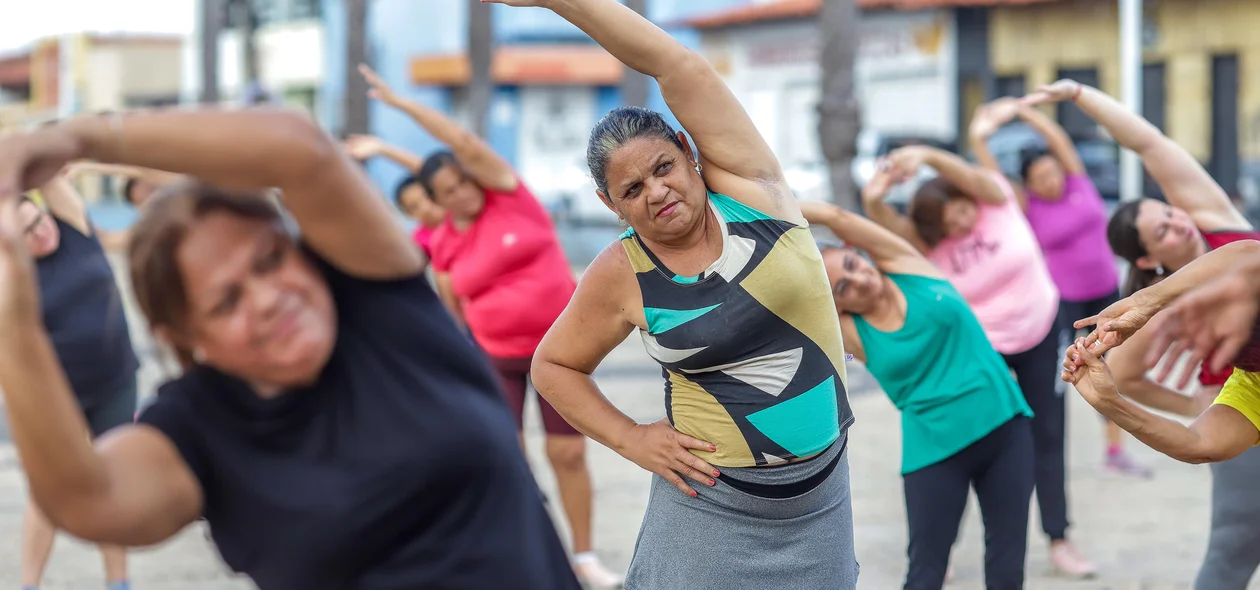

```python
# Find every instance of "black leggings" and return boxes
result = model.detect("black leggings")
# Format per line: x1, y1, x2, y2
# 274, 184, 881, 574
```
903, 417, 1034, 590
1002, 327, 1069, 541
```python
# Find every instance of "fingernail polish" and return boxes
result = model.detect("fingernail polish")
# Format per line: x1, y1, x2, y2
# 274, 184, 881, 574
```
712, 469, 720, 477
710, 445, 717, 451
708, 479, 715, 486
690, 490, 698, 498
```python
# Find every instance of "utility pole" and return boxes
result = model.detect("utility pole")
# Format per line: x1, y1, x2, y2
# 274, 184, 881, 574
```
199, 0, 224, 104
621, 0, 650, 107
343, 0, 370, 135
467, 0, 495, 136
1119, 0, 1144, 201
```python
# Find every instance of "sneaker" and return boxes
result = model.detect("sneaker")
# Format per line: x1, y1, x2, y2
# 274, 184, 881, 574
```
574, 557, 624, 590
1050, 541, 1097, 578
1105, 450, 1153, 479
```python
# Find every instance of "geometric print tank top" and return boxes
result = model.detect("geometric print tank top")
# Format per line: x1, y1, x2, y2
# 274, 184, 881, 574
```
618, 192, 854, 468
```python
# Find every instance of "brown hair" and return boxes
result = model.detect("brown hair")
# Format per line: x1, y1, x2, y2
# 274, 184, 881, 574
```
1107, 199, 1159, 295
128, 181, 284, 367
908, 177, 966, 249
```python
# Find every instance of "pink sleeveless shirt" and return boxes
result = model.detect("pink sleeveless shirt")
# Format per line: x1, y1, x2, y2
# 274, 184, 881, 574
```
927, 175, 1060, 355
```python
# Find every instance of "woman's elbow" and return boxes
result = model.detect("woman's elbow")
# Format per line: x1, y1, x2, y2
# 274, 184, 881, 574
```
271, 110, 341, 185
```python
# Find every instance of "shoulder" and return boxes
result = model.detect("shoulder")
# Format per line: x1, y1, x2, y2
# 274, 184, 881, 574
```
573, 242, 636, 309
136, 375, 216, 485
302, 243, 435, 304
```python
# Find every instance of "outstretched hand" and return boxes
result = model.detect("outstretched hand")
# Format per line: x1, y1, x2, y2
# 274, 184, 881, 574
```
342, 134, 386, 162
1062, 337, 1122, 409
1021, 79, 1083, 107
861, 166, 897, 203
1069, 292, 1159, 366
358, 64, 401, 106
970, 98, 1020, 138
1143, 271, 1260, 386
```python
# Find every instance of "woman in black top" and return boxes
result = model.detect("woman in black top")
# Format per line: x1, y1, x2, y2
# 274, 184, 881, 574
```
18, 176, 138, 590
0, 109, 579, 590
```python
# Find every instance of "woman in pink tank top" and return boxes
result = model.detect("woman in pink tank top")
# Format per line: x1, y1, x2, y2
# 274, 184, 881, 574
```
863, 145, 1095, 577
1027, 79, 1260, 589
355, 66, 622, 587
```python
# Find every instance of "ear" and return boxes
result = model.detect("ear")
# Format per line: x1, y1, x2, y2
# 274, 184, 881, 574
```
676, 131, 697, 165
596, 191, 619, 218
1134, 256, 1161, 271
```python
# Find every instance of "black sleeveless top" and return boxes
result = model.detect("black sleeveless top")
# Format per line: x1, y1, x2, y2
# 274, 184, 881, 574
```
36, 218, 138, 404
137, 247, 579, 590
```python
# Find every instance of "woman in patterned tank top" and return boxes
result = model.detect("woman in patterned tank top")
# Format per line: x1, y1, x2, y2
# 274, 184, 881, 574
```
1030, 80, 1260, 590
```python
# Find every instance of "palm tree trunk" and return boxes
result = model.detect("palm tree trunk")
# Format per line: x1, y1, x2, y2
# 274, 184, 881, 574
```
343, 0, 370, 136
467, 0, 494, 137
620, 0, 650, 108
199, 0, 224, 104
817, 0, 862, 210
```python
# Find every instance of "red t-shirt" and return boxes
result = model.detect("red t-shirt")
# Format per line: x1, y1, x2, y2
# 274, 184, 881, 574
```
412, 225, 435, 258
1198, 230, 1260, 385
429, 181, 576, 359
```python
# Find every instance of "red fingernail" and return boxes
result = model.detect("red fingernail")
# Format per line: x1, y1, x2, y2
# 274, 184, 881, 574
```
710, 445, 717, 451
713, 470, 720, 477
708, 479, 715, 486
690, 490, 698, 498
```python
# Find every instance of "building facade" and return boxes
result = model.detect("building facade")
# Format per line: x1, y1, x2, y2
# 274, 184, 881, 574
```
988, 0, 1260, 198
320, 0, 745, 223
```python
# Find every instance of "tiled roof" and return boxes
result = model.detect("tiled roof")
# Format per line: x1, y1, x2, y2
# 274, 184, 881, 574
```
687, 0, 1059, 28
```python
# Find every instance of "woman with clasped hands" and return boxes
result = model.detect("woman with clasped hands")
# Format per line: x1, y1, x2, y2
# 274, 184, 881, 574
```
1065, 239, 1260, 464
485, 0, 859, 588
0, 111, 580, 590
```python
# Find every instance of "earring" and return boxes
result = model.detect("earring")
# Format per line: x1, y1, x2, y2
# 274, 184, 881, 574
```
1155, 265, 1165, 276
694, 163, 703, 174
192, 347, 206, 364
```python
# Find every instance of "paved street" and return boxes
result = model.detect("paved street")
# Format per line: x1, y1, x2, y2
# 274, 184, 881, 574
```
0, 257, 1248, 588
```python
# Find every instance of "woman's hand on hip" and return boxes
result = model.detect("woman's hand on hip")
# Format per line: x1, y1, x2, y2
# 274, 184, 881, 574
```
618, 418, 719, 498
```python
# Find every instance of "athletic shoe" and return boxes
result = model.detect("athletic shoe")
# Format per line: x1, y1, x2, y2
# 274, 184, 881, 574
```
574, 556, 624, 589
1105, 449, 1153, 478
1050, 541, 1097, 578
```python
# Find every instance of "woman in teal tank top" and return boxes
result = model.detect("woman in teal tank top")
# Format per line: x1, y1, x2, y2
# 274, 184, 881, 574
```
802, 173, 1033, 590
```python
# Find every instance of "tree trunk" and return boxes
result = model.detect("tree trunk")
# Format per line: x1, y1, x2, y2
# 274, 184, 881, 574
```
467, 0, 494, 137
343, 0, 370, 136
817, 0, 862, 211
199, 0, 224, 104
620, 0, 650, 108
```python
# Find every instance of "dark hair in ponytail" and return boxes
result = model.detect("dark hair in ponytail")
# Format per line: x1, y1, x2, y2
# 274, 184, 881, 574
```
1107, 199, 1159, 295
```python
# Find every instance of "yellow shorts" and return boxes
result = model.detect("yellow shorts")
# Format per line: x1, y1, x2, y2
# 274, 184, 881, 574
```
1214, 369, 1260, 442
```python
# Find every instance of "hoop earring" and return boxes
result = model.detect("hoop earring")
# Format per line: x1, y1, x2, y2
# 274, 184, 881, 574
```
694, 163, 703, 175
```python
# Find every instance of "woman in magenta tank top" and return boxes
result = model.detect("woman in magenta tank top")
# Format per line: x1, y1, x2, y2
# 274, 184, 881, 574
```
968, 97, 1149, 478
1027, 79, 1260, 589
863, 145, 1097, 577
355, 66, 622, 587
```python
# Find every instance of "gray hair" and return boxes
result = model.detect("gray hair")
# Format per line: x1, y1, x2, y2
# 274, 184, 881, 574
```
587, 106, 685, 196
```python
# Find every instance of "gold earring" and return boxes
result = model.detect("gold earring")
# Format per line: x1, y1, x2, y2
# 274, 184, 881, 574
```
694, 163, 703, 174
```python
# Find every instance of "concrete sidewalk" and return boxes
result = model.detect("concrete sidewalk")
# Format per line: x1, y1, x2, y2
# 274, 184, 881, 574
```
0, 281, 1243, 588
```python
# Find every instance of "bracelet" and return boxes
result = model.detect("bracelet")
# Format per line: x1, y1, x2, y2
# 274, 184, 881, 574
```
1071, 82, 1084, 102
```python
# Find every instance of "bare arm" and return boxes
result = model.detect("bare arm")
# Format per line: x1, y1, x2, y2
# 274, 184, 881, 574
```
1107, 323, 1201, 417
38, 176, 90, 234
529, 0, 800, 224
531, 248, 640, 450
359, 67, 515, 192
861, 192, 928, 255
888, 146, 1006, 206
800, 199, 938, 278
58, 109, 423, 279
343, 134, 424, 172
968, 99, 1019, 175
0, 325, 202, 547
1025, 81, 1247, 230
1018, 105, 1084, 174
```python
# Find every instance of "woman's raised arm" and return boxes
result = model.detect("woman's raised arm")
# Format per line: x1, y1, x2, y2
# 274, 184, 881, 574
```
1024, 81, 1248, 230
488, 0, 801, 224
0, 109, 424, 280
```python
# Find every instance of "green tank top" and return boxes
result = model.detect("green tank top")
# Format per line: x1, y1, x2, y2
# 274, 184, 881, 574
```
852, 273, 1032, 474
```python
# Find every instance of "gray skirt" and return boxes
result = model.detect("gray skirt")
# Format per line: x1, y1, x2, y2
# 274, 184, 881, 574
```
625, 438, 859, 589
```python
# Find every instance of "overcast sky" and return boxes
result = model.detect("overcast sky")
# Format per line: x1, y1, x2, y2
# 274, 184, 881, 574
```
0, 0, 195, 52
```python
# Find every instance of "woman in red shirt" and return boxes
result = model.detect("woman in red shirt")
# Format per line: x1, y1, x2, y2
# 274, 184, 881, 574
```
359, 67, 622, 588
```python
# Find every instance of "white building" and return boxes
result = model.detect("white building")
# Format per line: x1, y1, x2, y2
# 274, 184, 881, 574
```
182, 0, 324, 113
690, 0, 960, 196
